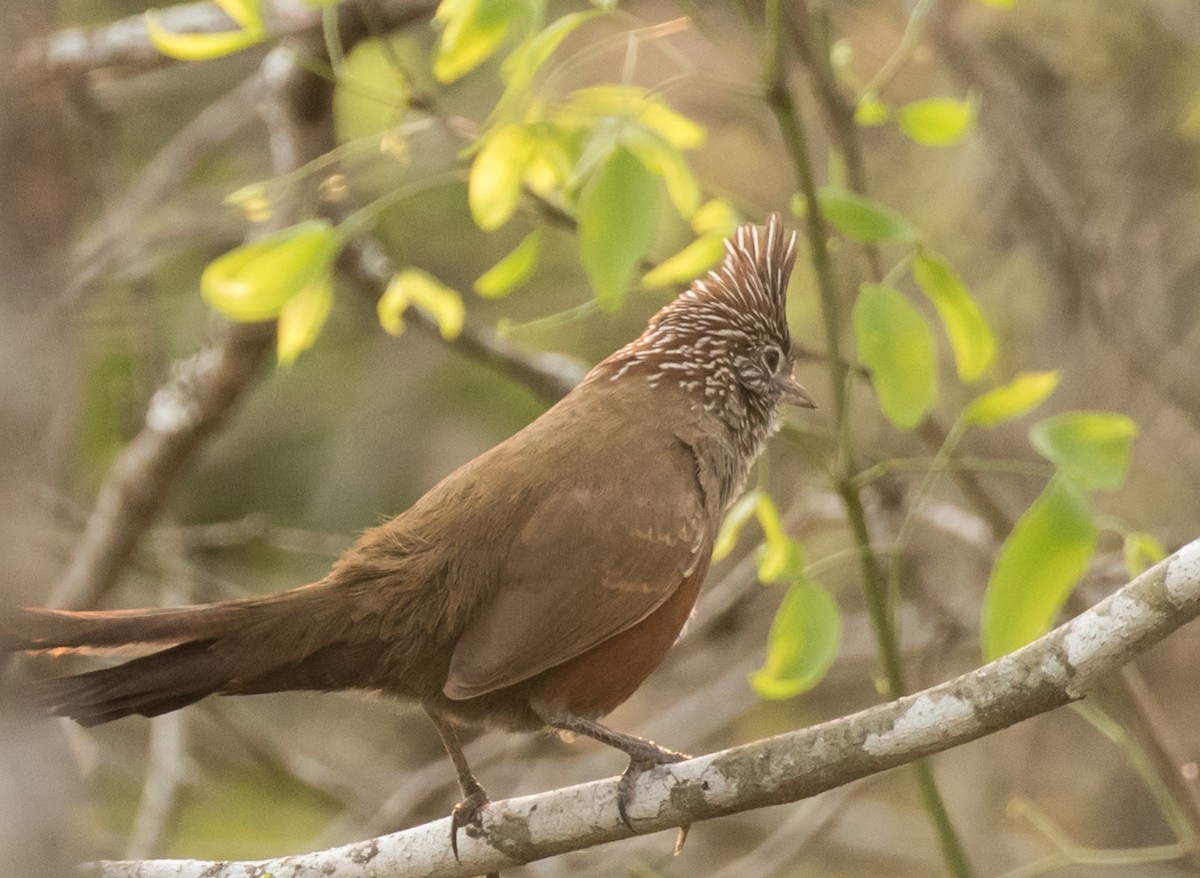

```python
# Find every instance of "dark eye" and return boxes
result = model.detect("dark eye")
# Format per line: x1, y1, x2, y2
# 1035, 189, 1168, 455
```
762, 346, 783, 374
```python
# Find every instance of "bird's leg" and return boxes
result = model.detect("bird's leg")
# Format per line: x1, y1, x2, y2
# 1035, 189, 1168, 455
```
427, 711, 492, 866
542, 711, 690, 833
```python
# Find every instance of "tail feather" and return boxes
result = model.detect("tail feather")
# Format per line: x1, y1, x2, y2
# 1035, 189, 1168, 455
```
1, 603, 262, 652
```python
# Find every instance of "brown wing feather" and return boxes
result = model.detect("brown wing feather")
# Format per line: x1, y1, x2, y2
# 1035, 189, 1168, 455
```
444, 445, 704, 700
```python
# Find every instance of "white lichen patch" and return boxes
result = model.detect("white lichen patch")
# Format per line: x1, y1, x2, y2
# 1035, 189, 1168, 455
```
863, 693, 974, 756
1062, 591, 1146, 698
1165, 539, 1200, 608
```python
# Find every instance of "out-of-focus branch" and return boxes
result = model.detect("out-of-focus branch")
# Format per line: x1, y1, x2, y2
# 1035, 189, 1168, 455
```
86, 538, 1200, 878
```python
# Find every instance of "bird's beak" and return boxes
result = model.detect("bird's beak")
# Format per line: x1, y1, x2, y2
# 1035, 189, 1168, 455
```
779, 374, 817, 409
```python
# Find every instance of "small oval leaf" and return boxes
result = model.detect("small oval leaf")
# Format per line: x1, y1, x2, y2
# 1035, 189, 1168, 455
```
982, 479, 1097, 660
896, 95, 976, 147
750, 580, 842, 700
817, 186, 919, 244
690, 198, 739, 236
474, 229, 542, 298
146, 12, 263, 60
1123, 532, 1166, 578
578, 146, 660, 311
964, 371, 1060, 427
712, 490, 761, 562
469, 123, 536, 231
912, 251, 996, 382
379, 269, 465, 339
1029, 411, 1139, 492
621, 128, 699, 219
201, 220, 338, 322
433, 0, 517, 84
855, 95, 891, 126
854, 283, 938, 429
642, 233, 725, 289
276, 277, 334, 365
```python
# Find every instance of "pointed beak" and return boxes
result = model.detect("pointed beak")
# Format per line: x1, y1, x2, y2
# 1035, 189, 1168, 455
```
779, 374, 817, 409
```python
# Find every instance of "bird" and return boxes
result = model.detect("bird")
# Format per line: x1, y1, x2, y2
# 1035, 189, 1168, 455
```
1, 213, 813, 854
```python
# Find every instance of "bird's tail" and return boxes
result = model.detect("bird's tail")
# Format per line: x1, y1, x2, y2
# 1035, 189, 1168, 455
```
2, 588, 329, 727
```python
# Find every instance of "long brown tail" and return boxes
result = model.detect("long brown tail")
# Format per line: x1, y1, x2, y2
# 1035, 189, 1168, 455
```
2, 587, 346, 727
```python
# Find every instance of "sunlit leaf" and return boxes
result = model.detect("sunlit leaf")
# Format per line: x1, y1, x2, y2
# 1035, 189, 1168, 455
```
1030, 411, 1139, 492
639, 102, 706, 150
981, 479, 1097, 660
474, 229, 542, 298
964, 371, 1060, 427
561, 86, 705, 150
691, 198, 739, 236
145, 12, 263, 60
622, 128, 700, 218
912, 251, 995, 382
378, 269, 465, 339
469, 123, 536, 230
522, 131, 573, 197
750, 580, 842, 699
333, 37, 412, 142
854, 283, 938, 429
496, 10, 600, 117
817, 186, 919, 244
433, 0, 525, 84
855, 95, 890, 126
201, 221, 338, 322
277, 277, 334, 365
1123, 532, 1166, 578
642, 233, 725, 288
896, 95, 977, 147
578, 146, 659, 310
215, 0, 262, 30
712, 490, 761, 562
754, 494, 803, 583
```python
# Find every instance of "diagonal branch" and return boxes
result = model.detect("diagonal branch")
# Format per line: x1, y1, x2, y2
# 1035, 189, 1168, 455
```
86, 538, 1200, 878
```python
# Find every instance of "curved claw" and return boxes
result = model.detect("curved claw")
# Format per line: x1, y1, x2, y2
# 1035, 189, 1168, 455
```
449, 786, 490, 862
615, 746, 690, 832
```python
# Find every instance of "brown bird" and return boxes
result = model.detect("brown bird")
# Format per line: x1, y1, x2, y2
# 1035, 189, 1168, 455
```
1, 214, 813, 851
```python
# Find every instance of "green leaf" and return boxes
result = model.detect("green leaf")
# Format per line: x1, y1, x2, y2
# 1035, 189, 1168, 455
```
855, 95, 891, 126
642, 233, 724, 288
712, 490, 761, 562
522, 131, 573, 198
578, 146, 660, 311
469, 123, 536, 231
621, 128, 700, 218
276, 276, 334, 365
912, 251, 996, 382
754, 494, 803, 583
333, 37, 412, 142
1030, 411, 1139, 492
817, 186, 919, 244
690, 198, 739, 236
145, 9, 263, 60
433, 0, 525, 84
563, 86, 706, 150
378, 269, 466, 339
1123, 532, 1166, 578
896, 95, 977, 147
201, 221, 338, 322
981, 479, 1097, 660
496, 10, 602, 117
854, 283, 938, 429
750, 580, 842, 699
964, 371, 1060, 427
474, 229, 542, 298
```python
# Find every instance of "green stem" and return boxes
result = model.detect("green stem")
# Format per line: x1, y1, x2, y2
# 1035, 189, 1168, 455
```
765, 4, 973, 875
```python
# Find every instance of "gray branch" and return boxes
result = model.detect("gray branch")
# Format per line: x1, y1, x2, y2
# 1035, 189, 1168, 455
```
86, 538, 1200, 877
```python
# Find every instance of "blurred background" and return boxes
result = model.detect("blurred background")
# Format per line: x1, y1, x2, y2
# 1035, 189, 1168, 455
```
3, 0, 1200, 875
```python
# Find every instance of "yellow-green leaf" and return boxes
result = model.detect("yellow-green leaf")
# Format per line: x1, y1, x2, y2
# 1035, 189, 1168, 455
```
854, 283, 938, 429
691, 198, 738, 236
622, 128, 700, 218
474, 229, 541, 298
333, 37, 412, 142
855, 95, 891, 126
215, 0, 262, 30
642, 233, 724, 288
912, 251, 995, 382
817, 186, 919, 244
496, 10, 600, 117
1123, 532, 1166, 578
201, 221, 338, 322
750, 580, 841, 700
578, 146, 660, 310
1029, 411, 1139, 492
713, 490, 761, 562
753, 494, 805, 584
378, 269, 465, 339
469, 123, 536, 231
522, 131, 573, 198
433, 0, 521, 84
896, 95, 977, 147
277, 277, 334, 365
639, 101, 706, 150
982, 479, 1096, 660
964, 371, 1060, 427
145, 11, 263, 60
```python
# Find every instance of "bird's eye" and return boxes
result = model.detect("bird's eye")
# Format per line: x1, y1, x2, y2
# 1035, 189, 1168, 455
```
762, 346, 783, 374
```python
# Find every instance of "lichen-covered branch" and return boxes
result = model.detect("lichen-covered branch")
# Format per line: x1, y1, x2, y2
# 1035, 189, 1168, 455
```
87, 538, 1200, 878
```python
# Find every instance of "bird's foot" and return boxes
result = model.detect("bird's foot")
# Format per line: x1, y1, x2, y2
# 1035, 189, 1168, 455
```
449, 784, 490, 862
615, 741, 690, 832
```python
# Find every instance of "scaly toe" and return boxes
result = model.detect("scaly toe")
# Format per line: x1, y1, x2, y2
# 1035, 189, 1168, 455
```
449, 787, 490, 861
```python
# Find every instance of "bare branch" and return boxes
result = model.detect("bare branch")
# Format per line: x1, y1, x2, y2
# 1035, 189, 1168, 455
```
86, 538, 1200, 877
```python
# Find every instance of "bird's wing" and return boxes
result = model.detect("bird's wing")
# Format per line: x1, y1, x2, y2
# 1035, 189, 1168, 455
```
443, 446, 706, 700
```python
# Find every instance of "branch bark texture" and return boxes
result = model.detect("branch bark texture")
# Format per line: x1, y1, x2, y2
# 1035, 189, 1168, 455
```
87, 538, 1200, 878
